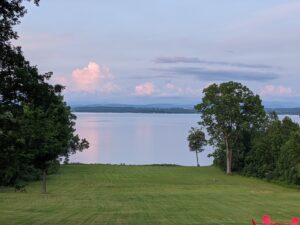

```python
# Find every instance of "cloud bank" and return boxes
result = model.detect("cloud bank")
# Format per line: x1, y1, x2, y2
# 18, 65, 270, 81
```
152, 67, 278, 82
155, 56, 274, 69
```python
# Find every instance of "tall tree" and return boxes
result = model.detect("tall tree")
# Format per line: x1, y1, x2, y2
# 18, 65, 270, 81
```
187, 127, 207, 167
0, 0, 89, 191
195, 81, 265, 174
20, 97, 89, 193
1, 0, 42, 186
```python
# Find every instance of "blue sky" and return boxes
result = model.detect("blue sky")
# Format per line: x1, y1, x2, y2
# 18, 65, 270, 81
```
16, 0, 300, 106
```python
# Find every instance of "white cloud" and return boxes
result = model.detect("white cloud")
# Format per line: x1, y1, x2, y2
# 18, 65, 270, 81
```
135, 82, 154, 96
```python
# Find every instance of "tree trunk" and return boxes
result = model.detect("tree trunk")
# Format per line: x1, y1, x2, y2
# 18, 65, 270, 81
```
196, 151, 200, 167
225, 138, 232, 175
42, 169, 47, 194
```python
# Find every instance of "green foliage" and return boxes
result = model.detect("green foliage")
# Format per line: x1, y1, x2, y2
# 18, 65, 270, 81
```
0, 0, 89, 188
277, 132, 300, 184
0, 0, 39, 43
187, 127, 207, 153
244, 115, 300, 184
187, 127, 207, 166
195, 81, 300, 185
195, 81, 266, 174
46, 160, 61, 175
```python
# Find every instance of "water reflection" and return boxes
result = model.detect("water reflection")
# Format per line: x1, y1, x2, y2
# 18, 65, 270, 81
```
70, 113, 214, 166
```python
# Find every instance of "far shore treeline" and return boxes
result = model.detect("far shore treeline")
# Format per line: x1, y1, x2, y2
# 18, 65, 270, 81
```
72, 105, 300, 115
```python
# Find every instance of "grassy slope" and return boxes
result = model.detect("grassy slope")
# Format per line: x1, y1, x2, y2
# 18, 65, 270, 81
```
0, 165, 299, 225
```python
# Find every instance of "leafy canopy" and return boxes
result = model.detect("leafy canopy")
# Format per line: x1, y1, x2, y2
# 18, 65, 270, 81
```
195, 81, 266, 173
187, 127, 207, 153
0, 0, 89, 187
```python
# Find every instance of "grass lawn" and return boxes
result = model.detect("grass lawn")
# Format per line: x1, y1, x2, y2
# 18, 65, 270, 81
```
0, 165, 299, 225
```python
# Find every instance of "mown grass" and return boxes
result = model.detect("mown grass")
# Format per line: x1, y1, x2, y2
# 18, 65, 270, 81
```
0, 165, 299, 225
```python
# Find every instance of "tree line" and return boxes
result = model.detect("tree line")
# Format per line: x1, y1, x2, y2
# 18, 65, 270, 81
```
73, 105, 196, 114
189, 82, 300, 185
0, 0, 88, 193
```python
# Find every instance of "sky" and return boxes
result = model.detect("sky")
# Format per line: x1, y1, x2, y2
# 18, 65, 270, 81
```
16, 0, 300, 107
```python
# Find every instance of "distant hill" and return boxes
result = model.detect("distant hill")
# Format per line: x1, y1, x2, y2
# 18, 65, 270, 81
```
72, 104, 300, 115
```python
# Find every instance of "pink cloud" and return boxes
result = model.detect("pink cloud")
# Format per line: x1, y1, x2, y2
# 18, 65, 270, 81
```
72, 62, 100, 90
135, 82, 154, 96
261, 85, 292, 96
71, 62, 115, 92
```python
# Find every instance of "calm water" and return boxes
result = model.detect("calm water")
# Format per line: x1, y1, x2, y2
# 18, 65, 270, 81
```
70, 113, 300, 166
70, 113, 213, 166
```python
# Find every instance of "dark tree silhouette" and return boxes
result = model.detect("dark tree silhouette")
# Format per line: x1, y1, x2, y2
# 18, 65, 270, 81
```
0, 0, 89, 192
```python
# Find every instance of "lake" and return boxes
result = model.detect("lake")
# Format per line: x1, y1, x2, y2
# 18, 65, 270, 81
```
70, 113, 300, 166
